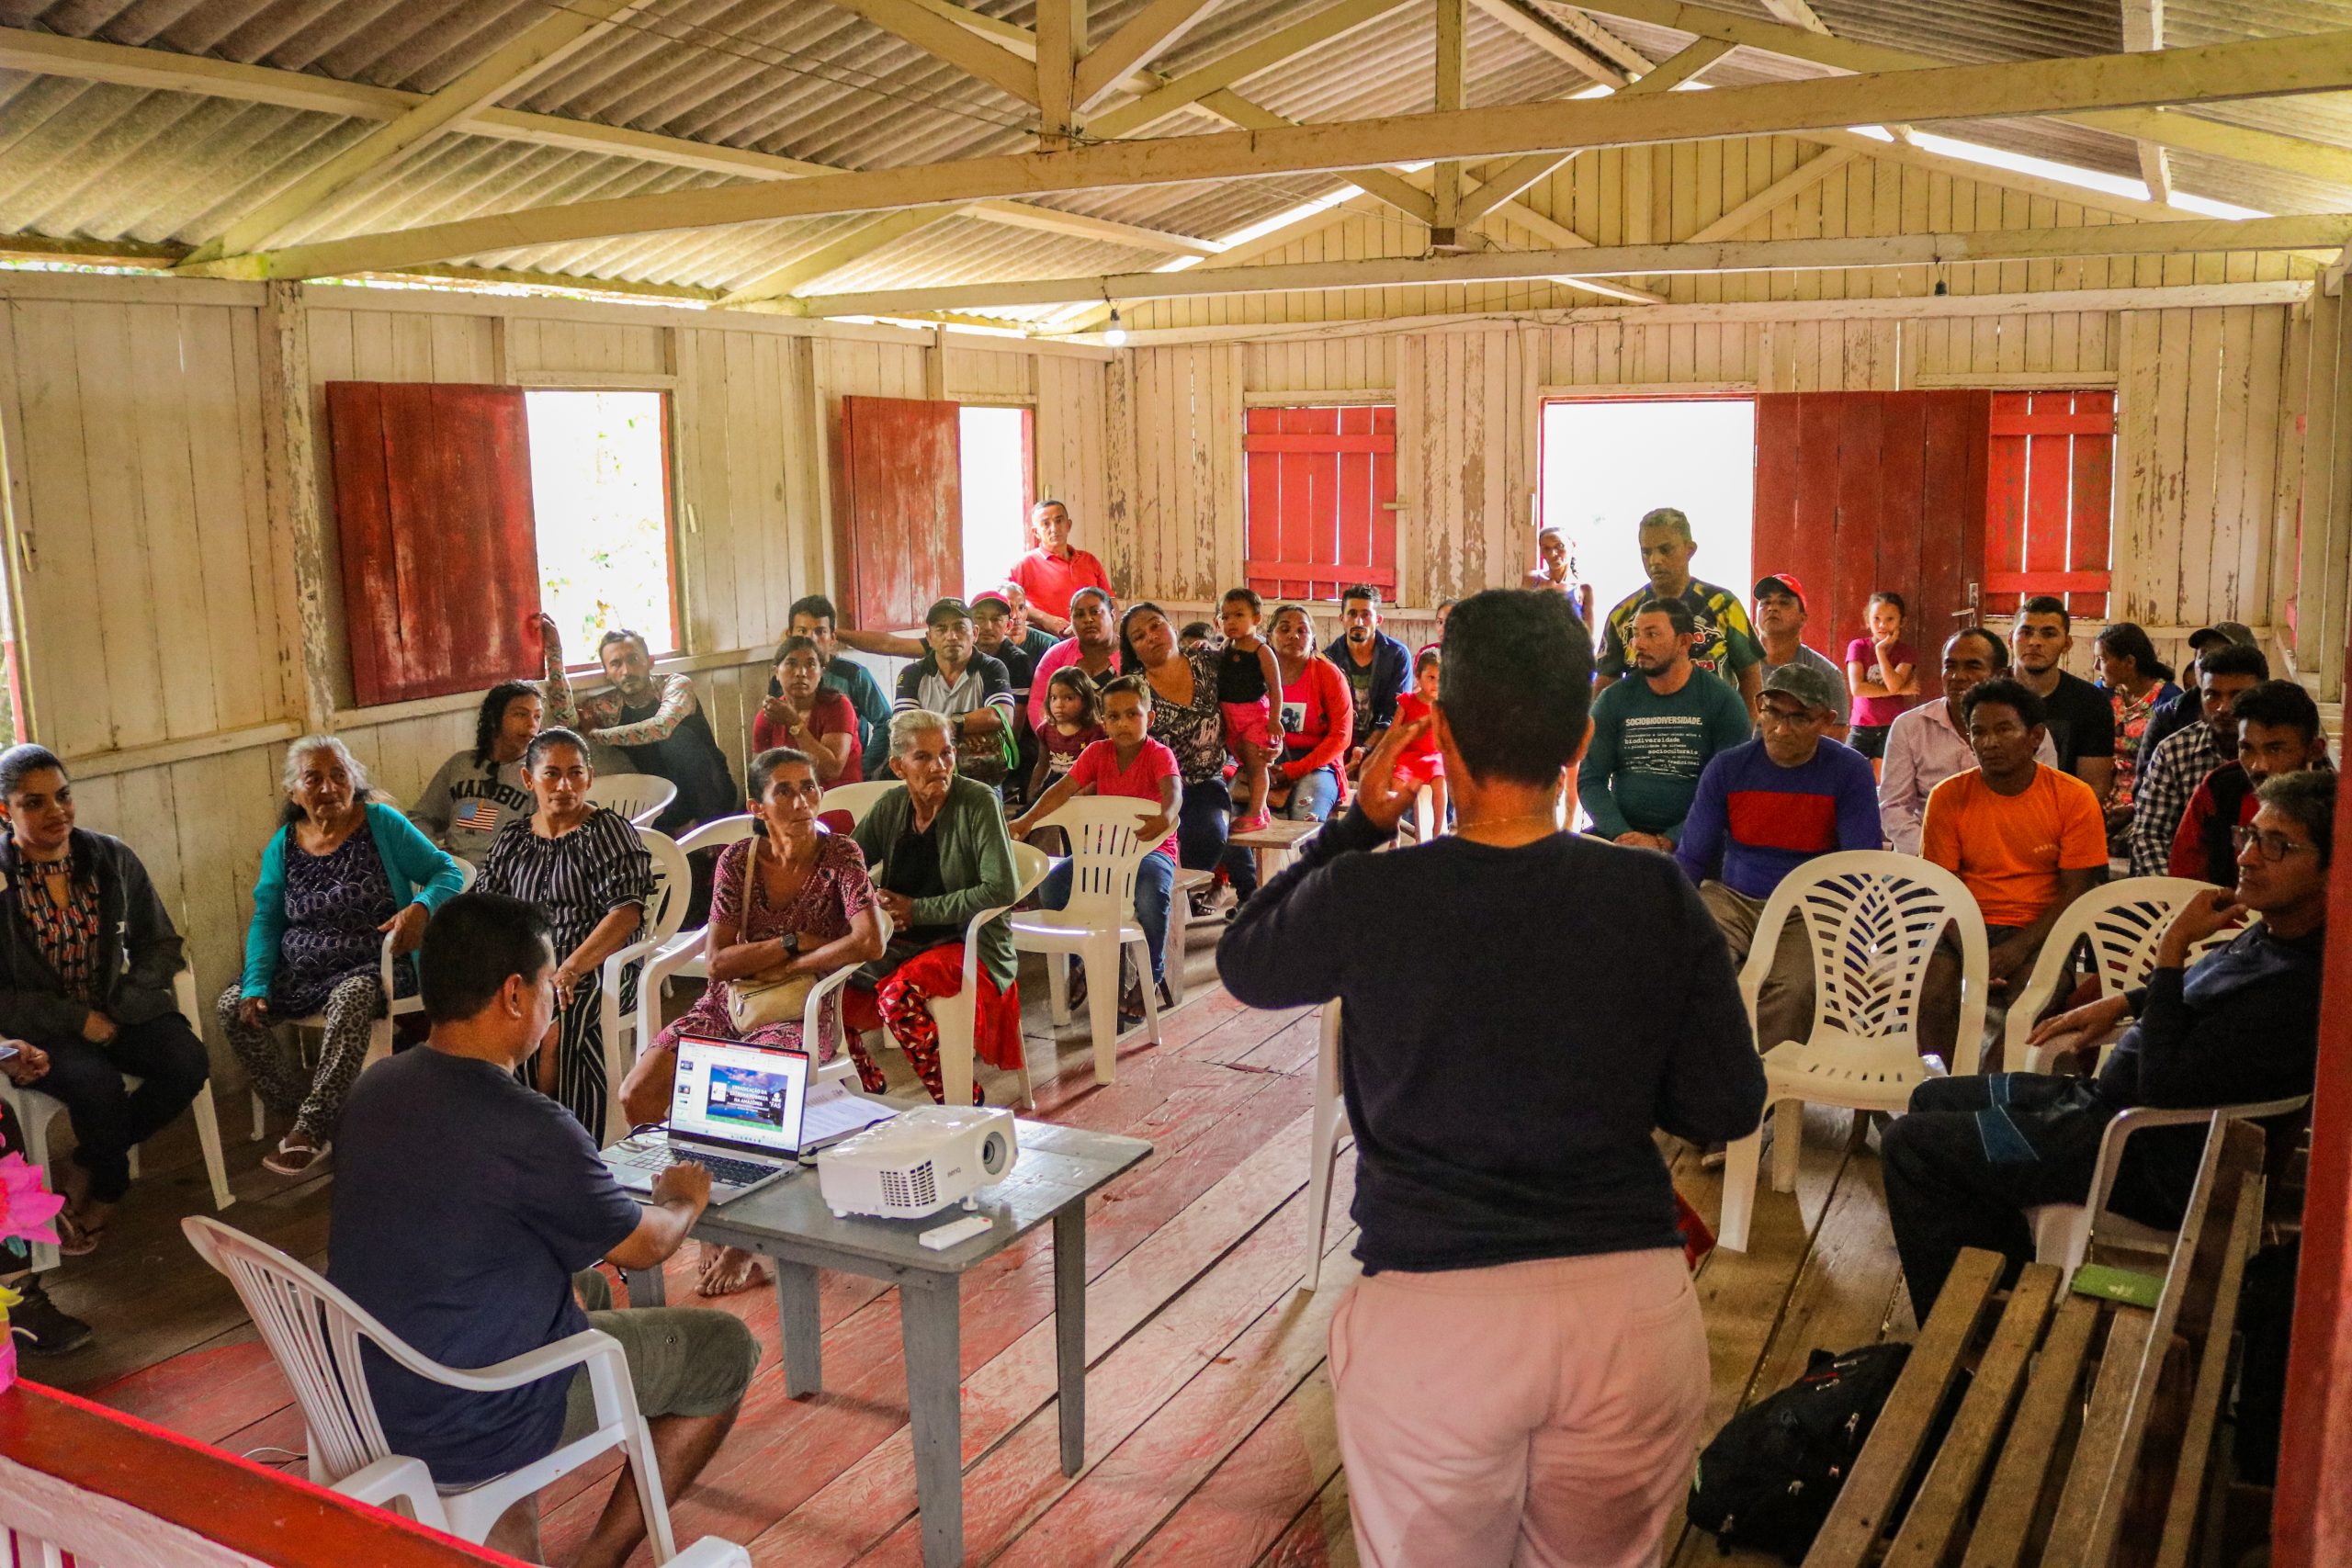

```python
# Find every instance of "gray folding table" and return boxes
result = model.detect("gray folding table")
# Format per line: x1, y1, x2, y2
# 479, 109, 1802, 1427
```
621, 1118, 1151, 1568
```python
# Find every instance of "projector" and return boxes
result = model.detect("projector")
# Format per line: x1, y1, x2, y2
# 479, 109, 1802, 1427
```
818, 1106, 1018, 1220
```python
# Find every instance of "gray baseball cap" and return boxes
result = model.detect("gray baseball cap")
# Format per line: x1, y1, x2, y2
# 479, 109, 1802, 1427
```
2188, 620, 2255, 653
1758, 660, 1843, 715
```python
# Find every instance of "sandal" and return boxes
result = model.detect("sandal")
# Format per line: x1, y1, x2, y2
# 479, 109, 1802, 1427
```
54, 1210, 103, 1258
263, 1136, 330, 1178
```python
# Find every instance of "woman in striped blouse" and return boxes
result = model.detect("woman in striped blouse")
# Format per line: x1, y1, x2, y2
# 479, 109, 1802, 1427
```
478, 728, 655, 1140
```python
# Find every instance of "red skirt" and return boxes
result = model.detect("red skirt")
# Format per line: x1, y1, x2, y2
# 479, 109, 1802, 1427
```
842, 943, 1025, 1072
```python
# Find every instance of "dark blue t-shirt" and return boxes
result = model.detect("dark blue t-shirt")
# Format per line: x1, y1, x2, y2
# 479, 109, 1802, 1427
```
327, 1047, 640, 1486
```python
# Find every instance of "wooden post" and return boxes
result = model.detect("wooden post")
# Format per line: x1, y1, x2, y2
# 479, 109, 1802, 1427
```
1431, 0, 1464, 242
2273, 643, 2352, 1566
256, 281, 340, 734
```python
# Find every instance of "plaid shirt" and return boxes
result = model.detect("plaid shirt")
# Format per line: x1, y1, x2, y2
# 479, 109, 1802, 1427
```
2128, 721, 2228, 877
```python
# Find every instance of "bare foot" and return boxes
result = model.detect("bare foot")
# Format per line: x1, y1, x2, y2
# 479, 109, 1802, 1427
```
695, 1244, 769, 1297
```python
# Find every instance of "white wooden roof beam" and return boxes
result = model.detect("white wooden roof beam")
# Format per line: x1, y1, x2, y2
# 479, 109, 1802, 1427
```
2121, 0, 2174, 204
1073, 0, 1225, 109
794, 209, 2352, 313
220, 28, 2352, 281
808, 0, 1042, 105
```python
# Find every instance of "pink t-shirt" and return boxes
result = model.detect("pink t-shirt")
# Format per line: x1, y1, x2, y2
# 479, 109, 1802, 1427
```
1067, 738, 1180, 858
1846, 637, 1919, 728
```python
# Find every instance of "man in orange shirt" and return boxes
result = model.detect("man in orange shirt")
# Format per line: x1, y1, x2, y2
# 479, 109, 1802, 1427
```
1917, 677, 2109, 1069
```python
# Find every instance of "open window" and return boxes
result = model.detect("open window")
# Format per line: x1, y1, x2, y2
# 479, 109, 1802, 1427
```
958, 404, 1035, 599
525, 389, 679, 657
1540, 398, 1757, 626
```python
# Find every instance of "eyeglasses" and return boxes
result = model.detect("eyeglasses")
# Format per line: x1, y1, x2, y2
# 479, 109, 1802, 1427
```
2233, 825, 2315, 863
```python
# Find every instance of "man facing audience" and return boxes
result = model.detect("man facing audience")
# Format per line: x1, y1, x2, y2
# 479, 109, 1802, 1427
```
2170, 679, 2333, 886
1323, 584, 1413, 774
537, 619, 735, 834
1878, 627, 2057, 856
1678, 662, 1880, 1054
1751, 574, 1849, 741
1883, 771, 2332, 1318
1596, 507, 1763, 710
1217, 588, 1765, 1568
1579, 597, 1754, 850
328, 894, 757, 1568
2010, 595, 2116, 801
1917, 679, 2109, 1067
2129, 641, 2272, 876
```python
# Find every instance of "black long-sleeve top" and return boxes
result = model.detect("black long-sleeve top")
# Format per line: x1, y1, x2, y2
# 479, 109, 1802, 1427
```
1217, 805, 1766, 1274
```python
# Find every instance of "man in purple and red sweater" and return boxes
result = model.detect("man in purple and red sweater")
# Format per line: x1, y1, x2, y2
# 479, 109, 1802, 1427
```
1678, 660, 1882, 1055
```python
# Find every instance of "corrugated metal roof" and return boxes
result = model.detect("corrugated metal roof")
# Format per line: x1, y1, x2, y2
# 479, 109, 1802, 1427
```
0, 0, 2348, 303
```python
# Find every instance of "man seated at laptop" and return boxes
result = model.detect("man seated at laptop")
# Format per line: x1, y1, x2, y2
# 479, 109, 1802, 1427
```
329, 893, 759, 1568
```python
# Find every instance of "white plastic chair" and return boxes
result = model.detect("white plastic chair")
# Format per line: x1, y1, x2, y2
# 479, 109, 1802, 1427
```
820, 780, 899, 827
649, 816, 757, 993
925, 841, 1050, 1110
10, 968, 232, 1273
183, 1216, 684, 1562
598, 829, 692, 1142
334, 1454, 755, 1565
1717, 852, 1990, 1253
250, 860, 478, 1144
590, 773, 680, 829
1303, 999, 1345, 1292
2027, 1094, 2311, 1277
2009, 876, 2245, 1073
1009, 798, 1165, 1094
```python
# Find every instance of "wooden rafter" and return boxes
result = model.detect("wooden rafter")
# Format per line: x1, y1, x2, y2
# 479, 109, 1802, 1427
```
177, 0, 656, 266
1674, 145, 1855, 242
1037, 0, 1081, 142
0, 25, 1217, 261
716, 209, 960, 306
1084, 0, 1418, 138
1434, 0, 1468, 232
794, 210, 2352, 314
2121, 0, 2173, 203
1072, 0, 1224, 109
1584, 0, 2352, 190
812, 0, 1041, 104
216, 29, 2352, 281
1467, 0, 1632, 85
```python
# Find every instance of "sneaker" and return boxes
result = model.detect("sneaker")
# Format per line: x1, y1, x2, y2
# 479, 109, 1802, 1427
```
12, 1279, 93, 1357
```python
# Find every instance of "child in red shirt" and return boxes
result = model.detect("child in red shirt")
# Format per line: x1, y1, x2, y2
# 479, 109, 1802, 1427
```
1028, 666, 1106, 806
1392, 648, 1447, 831
1011, 676, 1182, 1021
1216, 588, 1286, 834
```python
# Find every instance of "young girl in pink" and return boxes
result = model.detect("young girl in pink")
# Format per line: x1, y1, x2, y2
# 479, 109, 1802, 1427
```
1027, 666, 1106, 805
1390, 649, 1448, 831
1844, 591, 1919, 762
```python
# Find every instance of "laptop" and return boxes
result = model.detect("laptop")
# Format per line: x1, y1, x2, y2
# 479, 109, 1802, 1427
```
601, 1037, 893, 1203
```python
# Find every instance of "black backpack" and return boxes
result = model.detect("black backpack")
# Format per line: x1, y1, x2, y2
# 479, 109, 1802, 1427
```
1686, 1342, 1913, 1562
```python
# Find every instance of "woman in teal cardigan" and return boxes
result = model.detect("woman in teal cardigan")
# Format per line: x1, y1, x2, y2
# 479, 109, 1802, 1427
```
220, 736, 465, 1176
846, 709, 1022, 1103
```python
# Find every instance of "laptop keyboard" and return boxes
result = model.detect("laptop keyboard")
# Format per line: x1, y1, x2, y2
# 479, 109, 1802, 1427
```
609, 1143, 784, 1189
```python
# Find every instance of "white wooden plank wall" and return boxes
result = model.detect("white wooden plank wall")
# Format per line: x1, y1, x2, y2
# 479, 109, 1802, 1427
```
0, 276, 1106, 1087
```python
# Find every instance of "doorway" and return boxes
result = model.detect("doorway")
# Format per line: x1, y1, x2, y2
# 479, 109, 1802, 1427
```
1539, 399, 1757, 624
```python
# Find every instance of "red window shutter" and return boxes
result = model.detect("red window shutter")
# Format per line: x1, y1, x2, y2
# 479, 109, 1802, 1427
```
1752, 390, 1990, 701
835, 396, 963, 629
1983, 389, 2115, 616
324, 382, 542, 709
1243, 405, 1398, 602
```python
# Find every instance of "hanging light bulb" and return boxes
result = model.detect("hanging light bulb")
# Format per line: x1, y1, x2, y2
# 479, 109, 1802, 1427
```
1103, 307, 1128, 347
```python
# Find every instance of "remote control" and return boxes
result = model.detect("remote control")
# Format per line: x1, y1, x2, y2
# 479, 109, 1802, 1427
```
920, 1214, 994, 1250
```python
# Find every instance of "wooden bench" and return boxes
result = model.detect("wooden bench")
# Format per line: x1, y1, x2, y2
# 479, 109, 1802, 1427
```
1803, 1116, 2266, 1568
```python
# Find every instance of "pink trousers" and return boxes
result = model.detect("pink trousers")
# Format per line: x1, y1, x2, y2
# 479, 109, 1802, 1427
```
1329, 1247, 1709, 1568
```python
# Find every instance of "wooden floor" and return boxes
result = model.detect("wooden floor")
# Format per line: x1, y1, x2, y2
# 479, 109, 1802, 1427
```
43, 919, 1915, 1568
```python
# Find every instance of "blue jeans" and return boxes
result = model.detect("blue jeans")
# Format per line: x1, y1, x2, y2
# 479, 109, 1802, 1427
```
1040, 848, 1176, 982
1279, 766, 1340, 822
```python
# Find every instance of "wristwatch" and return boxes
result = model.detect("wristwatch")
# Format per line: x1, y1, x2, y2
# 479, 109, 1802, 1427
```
780, 932, 801, 953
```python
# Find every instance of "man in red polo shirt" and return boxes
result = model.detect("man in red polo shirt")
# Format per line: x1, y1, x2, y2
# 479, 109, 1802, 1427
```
1007, 499, 1113, 635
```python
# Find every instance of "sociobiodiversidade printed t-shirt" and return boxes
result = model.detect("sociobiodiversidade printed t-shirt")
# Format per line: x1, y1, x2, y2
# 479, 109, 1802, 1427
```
1578, 668, 1758, 843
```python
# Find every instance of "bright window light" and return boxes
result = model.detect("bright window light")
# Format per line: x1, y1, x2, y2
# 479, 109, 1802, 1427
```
959, 405, 1033, 597
1540, 399, 1757, 625
1903, 129, 2269, 219
525, 389, 679, 657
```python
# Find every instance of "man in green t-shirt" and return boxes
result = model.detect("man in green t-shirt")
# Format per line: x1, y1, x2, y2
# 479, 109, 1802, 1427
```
1579, 597, 1756, 849
1595, 506, 1764, 712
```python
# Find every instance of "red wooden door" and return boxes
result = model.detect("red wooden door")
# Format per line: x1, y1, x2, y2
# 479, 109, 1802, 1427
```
1243, 405, 1397, 602
324, 382, 542, 709
1984, 390, 2115, 618
835, 395, 962, 630
1753, 390, 1991, 702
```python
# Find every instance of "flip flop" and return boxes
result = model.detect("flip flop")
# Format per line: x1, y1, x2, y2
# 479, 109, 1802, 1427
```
263, 1138, 331, 1178
54, 1210, 102, 1258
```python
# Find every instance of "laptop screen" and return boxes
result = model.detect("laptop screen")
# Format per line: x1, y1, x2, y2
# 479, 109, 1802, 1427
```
669, 1038, 808, 1156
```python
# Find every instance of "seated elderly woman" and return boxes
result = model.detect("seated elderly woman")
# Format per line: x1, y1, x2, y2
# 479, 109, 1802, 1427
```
844, 709, 1022, 1104
1882, 768, 2334, 1320
477, 727, 655, 1141
0, 745, 209, 1258
221, 736, 465, 1178
619, 746, 884, 1294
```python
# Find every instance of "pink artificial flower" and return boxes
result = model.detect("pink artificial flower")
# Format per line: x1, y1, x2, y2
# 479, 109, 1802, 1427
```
0, 1154, 63, 1247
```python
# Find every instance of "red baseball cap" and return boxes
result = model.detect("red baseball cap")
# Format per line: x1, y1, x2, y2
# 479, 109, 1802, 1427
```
1753, 573, 1807, 609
